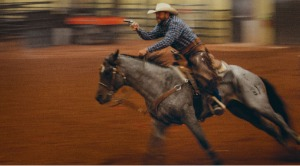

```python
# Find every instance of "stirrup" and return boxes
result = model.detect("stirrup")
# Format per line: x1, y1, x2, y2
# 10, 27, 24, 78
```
212, 104, 224, 116
208, 96, 226, 116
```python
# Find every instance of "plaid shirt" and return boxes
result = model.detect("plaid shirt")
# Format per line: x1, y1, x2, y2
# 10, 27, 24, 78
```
137, 15, 199, 53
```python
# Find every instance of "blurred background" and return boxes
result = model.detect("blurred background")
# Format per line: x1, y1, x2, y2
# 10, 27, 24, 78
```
1, 0, 300, 48
1, 1, 300, 165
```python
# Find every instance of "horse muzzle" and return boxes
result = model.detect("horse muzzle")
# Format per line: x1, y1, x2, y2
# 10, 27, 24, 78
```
95, 95, 111, 104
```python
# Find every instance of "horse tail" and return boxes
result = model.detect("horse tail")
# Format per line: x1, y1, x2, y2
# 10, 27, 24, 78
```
260, 77, 290, 126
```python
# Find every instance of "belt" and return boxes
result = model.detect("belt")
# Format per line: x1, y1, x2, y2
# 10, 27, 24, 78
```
180, 37, 206, 56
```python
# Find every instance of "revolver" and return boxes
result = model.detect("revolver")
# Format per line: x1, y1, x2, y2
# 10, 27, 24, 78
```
123, 19, 134, 24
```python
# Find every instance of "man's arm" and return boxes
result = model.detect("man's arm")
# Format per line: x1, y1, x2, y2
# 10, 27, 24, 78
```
147, 21, 183, 52
137, 26, 162, 40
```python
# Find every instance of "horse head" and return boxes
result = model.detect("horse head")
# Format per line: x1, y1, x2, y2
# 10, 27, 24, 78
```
95, 49, 127, 104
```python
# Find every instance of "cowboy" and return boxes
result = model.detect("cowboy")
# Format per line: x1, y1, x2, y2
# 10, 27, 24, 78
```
129, 3, 224, 115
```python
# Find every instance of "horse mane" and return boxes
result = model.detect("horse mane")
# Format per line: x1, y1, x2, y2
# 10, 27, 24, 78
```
121, 54, 170, 68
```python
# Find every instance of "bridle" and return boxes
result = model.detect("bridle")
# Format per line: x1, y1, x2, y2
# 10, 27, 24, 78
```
98, 66, 126, 96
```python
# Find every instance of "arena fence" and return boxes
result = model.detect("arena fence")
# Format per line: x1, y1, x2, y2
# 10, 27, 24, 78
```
0, 0, 232, 47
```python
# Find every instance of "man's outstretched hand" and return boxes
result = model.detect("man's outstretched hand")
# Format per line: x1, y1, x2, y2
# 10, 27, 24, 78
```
130, 22, 139, 31
138, 48, 148, 56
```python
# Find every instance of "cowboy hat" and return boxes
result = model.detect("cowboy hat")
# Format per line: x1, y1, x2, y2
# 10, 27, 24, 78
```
147, 3, 178, 15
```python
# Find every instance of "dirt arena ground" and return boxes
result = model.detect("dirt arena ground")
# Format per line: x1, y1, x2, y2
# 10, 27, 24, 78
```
0, 40, 299, 165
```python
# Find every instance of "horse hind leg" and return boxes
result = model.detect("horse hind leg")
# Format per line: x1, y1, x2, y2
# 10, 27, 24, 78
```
238, 80, 300, 145
259, 118, 289, 146
260, 106, 300, 145
260, 77, 290, 125
226, 100, 287, 146
183, 106, 222, 165
245, 98, 300, 145
260, 77, 290, 140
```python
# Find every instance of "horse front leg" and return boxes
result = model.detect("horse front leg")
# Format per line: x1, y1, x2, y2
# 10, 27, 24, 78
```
183, 106, 222, 165
143, 119, 169, 164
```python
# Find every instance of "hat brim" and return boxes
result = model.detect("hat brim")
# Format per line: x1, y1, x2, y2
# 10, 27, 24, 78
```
147, 10, 156, 14
147, 9, 178, 15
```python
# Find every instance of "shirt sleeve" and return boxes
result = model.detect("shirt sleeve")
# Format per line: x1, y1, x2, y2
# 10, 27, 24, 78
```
136, 25, 162, 40
147, 21, 183, 53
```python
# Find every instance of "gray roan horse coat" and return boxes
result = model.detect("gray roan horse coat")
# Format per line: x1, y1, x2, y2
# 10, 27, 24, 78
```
95, 50, 300, 164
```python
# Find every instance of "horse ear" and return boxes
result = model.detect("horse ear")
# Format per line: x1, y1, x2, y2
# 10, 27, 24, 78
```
113, 49, 119, 61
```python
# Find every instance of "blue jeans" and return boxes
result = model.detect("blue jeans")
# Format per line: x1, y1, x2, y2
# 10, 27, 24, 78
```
212, 88, 222, 101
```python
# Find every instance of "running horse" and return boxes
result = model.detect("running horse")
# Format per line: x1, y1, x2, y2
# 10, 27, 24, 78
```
96, 50, 221, 164
95, 50, 300, 164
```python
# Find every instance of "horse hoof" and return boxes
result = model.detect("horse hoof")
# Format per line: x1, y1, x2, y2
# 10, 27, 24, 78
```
276, 136, 288, 146
213, 159, 223, 165
297, 136, 300, 145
